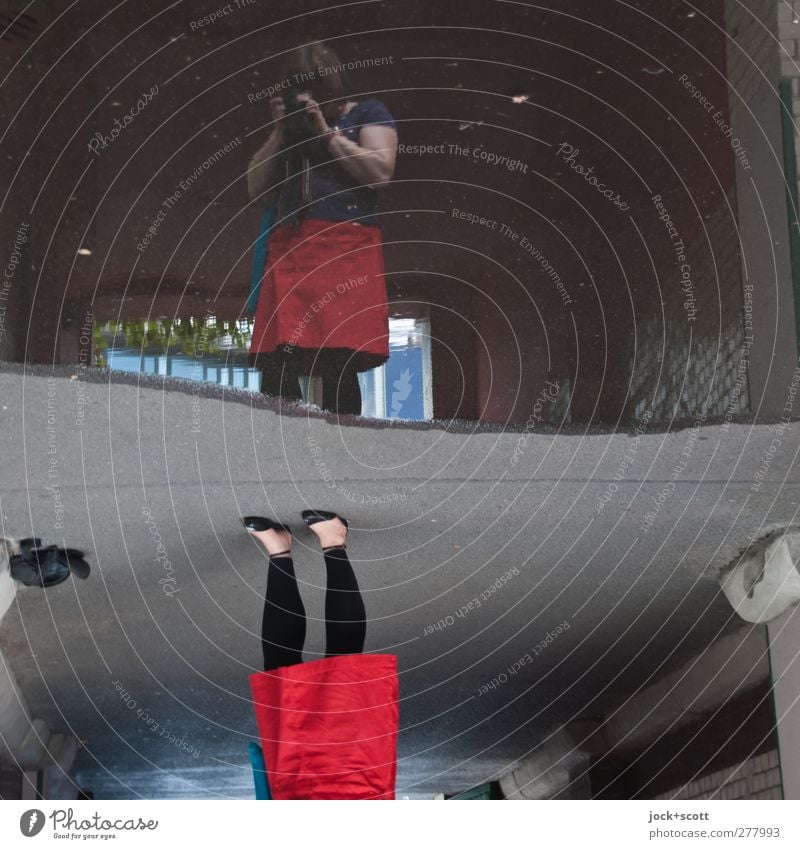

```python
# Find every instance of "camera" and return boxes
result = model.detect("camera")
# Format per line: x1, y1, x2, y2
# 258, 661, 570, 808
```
282, 89, 314, 143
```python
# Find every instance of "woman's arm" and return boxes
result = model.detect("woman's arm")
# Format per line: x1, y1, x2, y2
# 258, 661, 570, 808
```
300, 95, 398, 187
247, 97, 286, 202
326, 125, 398, 186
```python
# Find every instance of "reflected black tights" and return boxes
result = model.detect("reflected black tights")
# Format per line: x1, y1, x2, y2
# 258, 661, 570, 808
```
261, 547, 367, 671
260, 556, 305, 671
260, 361, 302, 402
319, 356, 361, 416
258, 354, 361, 415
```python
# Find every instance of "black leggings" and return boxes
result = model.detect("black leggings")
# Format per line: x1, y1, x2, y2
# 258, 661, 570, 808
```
258, 353, 362, 415
261, 547, 367, 671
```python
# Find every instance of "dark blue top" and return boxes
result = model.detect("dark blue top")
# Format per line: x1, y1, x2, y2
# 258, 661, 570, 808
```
278, 98, 396, 227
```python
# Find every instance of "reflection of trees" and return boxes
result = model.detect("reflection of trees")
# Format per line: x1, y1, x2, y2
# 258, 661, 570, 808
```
93, 316, 255, 366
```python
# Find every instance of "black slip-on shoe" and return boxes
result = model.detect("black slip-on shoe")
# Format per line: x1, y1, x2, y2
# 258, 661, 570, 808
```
242, 516, 292, 534
300, 509, 349, 529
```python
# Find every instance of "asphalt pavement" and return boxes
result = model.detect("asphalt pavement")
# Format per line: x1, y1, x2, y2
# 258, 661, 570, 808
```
1, 366, 797, 797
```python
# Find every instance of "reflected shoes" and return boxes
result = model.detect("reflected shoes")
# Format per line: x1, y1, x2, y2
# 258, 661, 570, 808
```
301, 509, 349, 552
242, 516, 292, 534
242, 516, 292, 559
243, 511, 348, 553
300, 509, 349, 529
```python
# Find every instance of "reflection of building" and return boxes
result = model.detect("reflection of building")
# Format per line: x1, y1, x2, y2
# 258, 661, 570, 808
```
100, 318, 262, 391
101, 314, 434, 419
108, 348, 262, 390
501, 625, 787, 800
360, 314, 433, 420
1, 0, 797, 428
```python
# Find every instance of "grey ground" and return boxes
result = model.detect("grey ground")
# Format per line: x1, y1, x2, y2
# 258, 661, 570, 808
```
1, 367, 797, 798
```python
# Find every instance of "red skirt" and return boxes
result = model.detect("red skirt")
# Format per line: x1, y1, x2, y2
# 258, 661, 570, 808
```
249, 218, 390, 373
249, 654, 399, 800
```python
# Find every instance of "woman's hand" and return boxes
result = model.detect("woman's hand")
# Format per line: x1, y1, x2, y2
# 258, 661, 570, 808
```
269, 96, 286, 122
295, 93, 330, 137
269, 96, 286, 139
283, 94, 397, 187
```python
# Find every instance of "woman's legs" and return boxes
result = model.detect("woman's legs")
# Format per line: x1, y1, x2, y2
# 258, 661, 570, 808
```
250, 516, 366, 666
256, 354, 303, 401
319, 352, 362, 415
256, 350, 363, 412
307, 516, 366, 656
323, 547, 367, 656
261, 555, 306, 670
249, 527, 306, 670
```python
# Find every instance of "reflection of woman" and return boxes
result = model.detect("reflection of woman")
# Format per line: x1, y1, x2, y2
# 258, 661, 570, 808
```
244, 509, 399, 799
247, 42, 398, 415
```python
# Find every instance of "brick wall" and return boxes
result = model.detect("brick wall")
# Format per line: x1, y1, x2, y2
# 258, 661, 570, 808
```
729, 0, 799, 413
654, 750, 782, 800
627, 0, 778, 424
630, 0, 799, 423
629, 190, 748, 421
589, 679, 781, 799
779, 1, 800, 228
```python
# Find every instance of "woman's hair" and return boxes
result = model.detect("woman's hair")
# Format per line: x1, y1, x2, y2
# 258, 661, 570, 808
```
276, 41, 352, 112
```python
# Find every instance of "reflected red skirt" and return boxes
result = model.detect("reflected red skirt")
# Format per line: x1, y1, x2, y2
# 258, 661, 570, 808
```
249, 218, 390, 373
249, 654, 399, 800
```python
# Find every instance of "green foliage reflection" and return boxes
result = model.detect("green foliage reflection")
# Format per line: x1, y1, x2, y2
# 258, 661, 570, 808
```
94, 316, 254, 366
